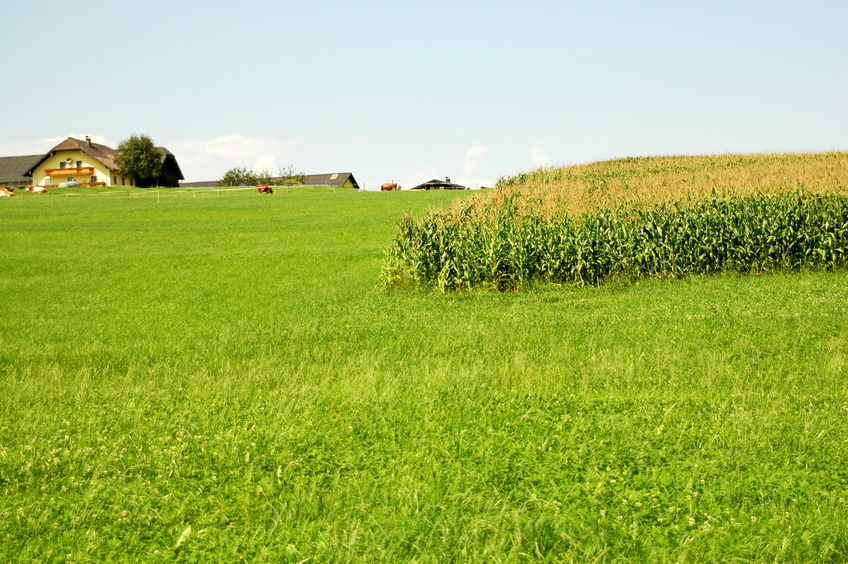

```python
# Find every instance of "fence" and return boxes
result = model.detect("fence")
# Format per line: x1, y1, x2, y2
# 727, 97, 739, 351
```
0, 185, 378, 207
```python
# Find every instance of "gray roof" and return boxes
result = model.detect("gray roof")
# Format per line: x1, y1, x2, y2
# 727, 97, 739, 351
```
303, 172, 360, 189
182, 172, 360, 189
157, 147, 185, 181
0, 154, 41, 183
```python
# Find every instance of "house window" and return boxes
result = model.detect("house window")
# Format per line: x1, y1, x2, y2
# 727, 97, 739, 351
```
76, 161, 82, 168
113, 176, 117, 185
59, 162, 67, 169
91, 176, 97, 183
68, 177, 75, 182
44, 178, 52, 186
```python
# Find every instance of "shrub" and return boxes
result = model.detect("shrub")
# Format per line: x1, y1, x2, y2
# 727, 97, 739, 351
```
219, 167, 261, 187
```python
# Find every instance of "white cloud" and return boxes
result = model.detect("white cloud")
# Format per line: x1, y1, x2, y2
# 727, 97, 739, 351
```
460, 143, 487, 177
252, 154, 277, 172
455, 143, 494, 188
204, 134, 291, 161
530, 142, 552, 167
168, 134, 298, 181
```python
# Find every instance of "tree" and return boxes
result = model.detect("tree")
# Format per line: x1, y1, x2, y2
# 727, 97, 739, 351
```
273, 165, 306, 186
219, 167, 260, 187
218, 164, 305, 187
115, 134, 162, 188
255, 168, 275, 186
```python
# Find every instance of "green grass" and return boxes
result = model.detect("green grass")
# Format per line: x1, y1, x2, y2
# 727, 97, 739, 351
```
1, 188, 847, 562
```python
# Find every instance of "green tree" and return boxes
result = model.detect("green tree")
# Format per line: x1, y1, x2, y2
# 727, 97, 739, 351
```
115, 134, 163, 188
274, 165, 306, 186
219, 167, 260, 187
255, 168, 275, 185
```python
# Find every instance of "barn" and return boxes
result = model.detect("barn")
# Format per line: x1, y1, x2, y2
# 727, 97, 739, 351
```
0, 154, 42, 190
139, 148, 184, 188
302, 173, 360, 190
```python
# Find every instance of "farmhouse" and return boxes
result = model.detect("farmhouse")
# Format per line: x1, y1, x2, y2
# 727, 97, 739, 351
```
410, 177, 467, 190
0, 154, 43, 190
23, 136, 184, 188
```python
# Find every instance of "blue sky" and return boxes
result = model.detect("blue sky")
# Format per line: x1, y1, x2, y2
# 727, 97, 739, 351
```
2, 0, 845, 189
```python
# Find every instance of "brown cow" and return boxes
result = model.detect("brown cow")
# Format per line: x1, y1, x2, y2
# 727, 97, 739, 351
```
381, 183, 399, 191
257, 185, 275, 195
27, 185, 47, 194
0, 188, 14, 197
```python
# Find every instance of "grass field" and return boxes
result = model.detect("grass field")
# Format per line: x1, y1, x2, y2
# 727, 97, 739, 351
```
1, 185, 847, 562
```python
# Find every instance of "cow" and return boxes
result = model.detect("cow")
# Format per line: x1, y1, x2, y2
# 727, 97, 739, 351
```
257, 184, 275, 195
381, 183, 399, 191
0, 188, 14, 197
27, 185, 47, 194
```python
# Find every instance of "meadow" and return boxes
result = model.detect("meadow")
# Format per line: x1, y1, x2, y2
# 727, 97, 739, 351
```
1, 182, 847, 562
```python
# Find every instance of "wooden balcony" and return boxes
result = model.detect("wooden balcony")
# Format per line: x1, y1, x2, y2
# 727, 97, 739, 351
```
45, 166, 95, 177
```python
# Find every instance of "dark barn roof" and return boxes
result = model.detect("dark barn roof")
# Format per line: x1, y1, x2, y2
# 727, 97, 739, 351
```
158, 148, 185, 183
302, 172, 360, 189
0, 154, 42, 184
137, 148, 185, 187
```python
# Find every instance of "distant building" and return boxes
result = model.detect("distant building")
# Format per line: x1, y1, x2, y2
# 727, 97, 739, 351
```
302, 173, 360, 190
182, 172, 361, 189
410, 177, 467, 190
148, 148, 184, 188
0, 154, 43, 190
22, 136, 184, 188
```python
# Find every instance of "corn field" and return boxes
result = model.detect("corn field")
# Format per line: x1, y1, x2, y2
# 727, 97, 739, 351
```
383, 152, 848, 291
382, 192, 848, 291
492, 152, 848, 216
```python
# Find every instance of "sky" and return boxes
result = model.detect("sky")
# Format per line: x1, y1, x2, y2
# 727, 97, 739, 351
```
1, 0, 846, 189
